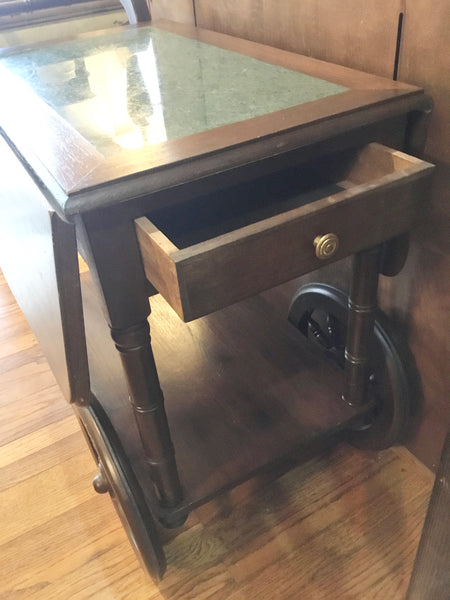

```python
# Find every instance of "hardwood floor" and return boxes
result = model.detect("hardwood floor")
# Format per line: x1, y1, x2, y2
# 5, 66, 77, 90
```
0, 267, 434, 599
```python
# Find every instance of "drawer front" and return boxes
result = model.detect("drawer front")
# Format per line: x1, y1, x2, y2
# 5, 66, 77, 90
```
136, 144, 433, 322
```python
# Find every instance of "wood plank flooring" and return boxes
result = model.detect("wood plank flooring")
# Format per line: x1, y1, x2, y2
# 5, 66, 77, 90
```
0, 267, 434, 599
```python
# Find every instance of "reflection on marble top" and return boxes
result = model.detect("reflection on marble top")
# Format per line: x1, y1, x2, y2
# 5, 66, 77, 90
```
0, 26, 348, 155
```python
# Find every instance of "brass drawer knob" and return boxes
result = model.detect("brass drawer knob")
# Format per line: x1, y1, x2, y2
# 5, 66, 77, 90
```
314, 233, 339, 260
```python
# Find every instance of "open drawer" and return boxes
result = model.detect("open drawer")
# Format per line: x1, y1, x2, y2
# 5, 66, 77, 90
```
135, 144, 433, 322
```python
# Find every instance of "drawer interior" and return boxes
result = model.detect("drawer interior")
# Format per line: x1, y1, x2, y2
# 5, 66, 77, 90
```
142, 144, 417, 250
137, 143, 433, 321
146, 167, 344, 250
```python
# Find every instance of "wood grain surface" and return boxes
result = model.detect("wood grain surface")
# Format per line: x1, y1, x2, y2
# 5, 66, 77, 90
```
150, 0, 195, 24
192, 0, 450, 471
0, 136, 90, 406
195, 0, 403, 78
398, 0, 450, 162
0, 266, 434, 599
0, 19, 422, 215
407, 431, 450, 599
135, 144, 432, 321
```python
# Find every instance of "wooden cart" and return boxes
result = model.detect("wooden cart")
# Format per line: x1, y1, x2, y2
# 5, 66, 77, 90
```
0, 21, 434, 579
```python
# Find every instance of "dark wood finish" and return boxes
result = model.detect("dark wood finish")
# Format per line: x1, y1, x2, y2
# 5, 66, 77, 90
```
343, 247, 381, 406
0, 65, 104, 196
0, 19, 438, 578
0, 274, 434, 599
72, 99, 418, 216
79, 270, 371, 517
76, 213, 150, 328
0, 20, 425, 216
76, 396, 166, 579
0, 136, 89, 406
404, 97, 434, 158
193, 1, 450, 470
380, 233, 410, 276
287, 283, 415, 450
77, 212, 183, 508
110, 322, 183, 509
135, 144, 433, 321
407, 431, 450, 599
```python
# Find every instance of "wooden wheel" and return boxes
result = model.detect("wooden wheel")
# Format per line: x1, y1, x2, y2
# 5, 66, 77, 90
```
75, 395, 166, 580
288, 283, 417, 450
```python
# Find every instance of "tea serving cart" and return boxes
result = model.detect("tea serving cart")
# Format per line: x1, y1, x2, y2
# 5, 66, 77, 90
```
0, 21, 433, 579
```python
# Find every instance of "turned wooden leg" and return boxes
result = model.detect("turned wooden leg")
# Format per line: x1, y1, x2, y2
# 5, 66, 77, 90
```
343, 246, 381, 406
111, 319, 183, 508
77, 214, 183, 514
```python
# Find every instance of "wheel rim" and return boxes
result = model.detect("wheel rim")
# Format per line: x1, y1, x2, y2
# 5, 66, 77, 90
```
75, 396, 166, 580
288, 283, 416, 450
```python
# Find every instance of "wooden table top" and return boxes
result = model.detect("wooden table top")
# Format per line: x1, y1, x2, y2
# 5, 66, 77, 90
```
0, 20, 424, 216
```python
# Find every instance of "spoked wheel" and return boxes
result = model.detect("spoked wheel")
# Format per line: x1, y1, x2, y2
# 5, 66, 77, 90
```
288, 283, 417, 450
75, 395, 166, 580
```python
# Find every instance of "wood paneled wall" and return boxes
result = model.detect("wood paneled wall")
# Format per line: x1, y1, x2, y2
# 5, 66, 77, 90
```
195, 0, 403, 77
191, 0, 449, 470
195, 0, 449, 162
150, 0, 195, 24
399, 0, 450, 162
393, 0, 450, 465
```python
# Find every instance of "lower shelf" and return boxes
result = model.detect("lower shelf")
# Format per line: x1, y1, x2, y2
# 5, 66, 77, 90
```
80, 273, 368, 517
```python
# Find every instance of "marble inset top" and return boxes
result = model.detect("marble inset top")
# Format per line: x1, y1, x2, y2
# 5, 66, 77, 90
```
0, 26, 348, 156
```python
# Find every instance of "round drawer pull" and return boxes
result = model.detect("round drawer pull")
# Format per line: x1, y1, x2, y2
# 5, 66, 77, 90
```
314, 233, 339, 260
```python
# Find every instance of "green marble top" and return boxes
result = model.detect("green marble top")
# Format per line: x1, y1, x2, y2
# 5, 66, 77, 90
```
0, 26, 347, 156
